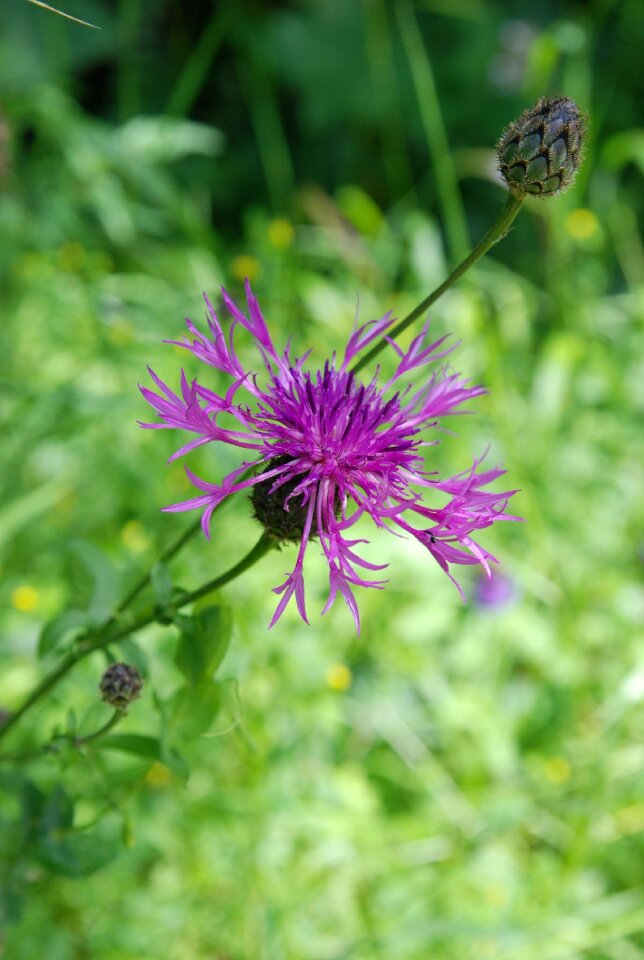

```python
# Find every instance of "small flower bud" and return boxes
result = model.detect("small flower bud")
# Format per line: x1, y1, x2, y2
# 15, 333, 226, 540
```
498, 96, 586, 197
99, 663, 143, 710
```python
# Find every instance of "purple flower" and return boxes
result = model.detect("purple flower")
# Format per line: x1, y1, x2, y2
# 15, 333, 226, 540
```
140, 281, 520, 631
475, 570, 517, 610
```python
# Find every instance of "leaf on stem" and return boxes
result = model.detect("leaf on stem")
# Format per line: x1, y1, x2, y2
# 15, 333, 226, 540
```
97, 734, 189, 782
150, 561, 174, 607
170, 679, 223, 740
68, 540, 121, 621
18, 782, 118, 878
173, 598, 233, 687
116, 637, 149, 676
37, 816, 122, 877
37, 609, 98, 658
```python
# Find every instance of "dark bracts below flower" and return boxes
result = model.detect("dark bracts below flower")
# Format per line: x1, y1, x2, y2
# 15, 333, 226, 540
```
140, 282, 520, 631
252, 455, 342, 542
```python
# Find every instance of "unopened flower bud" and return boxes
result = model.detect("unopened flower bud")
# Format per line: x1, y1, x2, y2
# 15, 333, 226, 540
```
498, 96, 586, 197
99, 663, 143, 710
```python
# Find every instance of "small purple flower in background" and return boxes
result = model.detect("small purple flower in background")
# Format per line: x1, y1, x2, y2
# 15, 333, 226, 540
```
475, 570, 517, 610
140, 281, 520, 631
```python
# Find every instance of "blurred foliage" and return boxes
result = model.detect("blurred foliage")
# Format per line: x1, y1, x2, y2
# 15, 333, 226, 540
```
0, 0, 642, 957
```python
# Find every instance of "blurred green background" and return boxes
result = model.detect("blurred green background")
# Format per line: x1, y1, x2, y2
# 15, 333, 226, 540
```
0, 0, 642, 957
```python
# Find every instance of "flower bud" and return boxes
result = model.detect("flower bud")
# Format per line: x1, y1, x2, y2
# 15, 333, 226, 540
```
498, 96, 586, 197
99, 663, 143, 710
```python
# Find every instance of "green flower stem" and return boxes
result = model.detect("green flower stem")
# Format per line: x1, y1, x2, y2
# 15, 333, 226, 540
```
350, 190, 525, 376
0, 710, 124, 764
113, 517, 203, 618
0, 533, 275, 745
76, 710, 123, 747
168, 532, 276, 608
113, 464, 258, 624
79, 517, 203, 657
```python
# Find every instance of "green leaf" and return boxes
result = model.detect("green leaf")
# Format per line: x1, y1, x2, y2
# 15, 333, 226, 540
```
116, 117, 223, 165
0, 478, 68, 557
219, 678, 257, 755
98, 734, 161, 761
173, 598, 233, 686
602, 130, 644, 173
150, 561, 173, 607
162, 748, 190, 783
36, 815, 122, 877
64, 708, 78, 738
37, 609, 97, 658
20, 781, 46, 840
20, 783, 74, 848
68, 540, 120, 619
98, 734, 189, 783
39, 785, 74, 835
336, 184, 383, 237
170, 679, 223, 740
117, 636, 148, 676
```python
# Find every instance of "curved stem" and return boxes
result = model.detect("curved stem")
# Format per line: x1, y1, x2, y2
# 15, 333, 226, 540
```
0, 533, 275, 745
0, 650, 81, 744
113, 464, 256, 623
350, 190, 525, 375
112, 516, 202, 620
0, 710, 124, 764
76, 710, 123, 747
168, 532, 276, 608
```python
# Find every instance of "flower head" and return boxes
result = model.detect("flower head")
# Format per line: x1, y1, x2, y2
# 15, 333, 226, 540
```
100, 662, 143, 710
498, 95, 587, 196
140, 282, 519, 631
475, 570, 517, 610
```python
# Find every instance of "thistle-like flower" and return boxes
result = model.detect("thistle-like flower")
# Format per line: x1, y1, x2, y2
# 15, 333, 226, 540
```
498, 95, 586, 196
140, 282, 519, 631
100, 663, 143, 710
